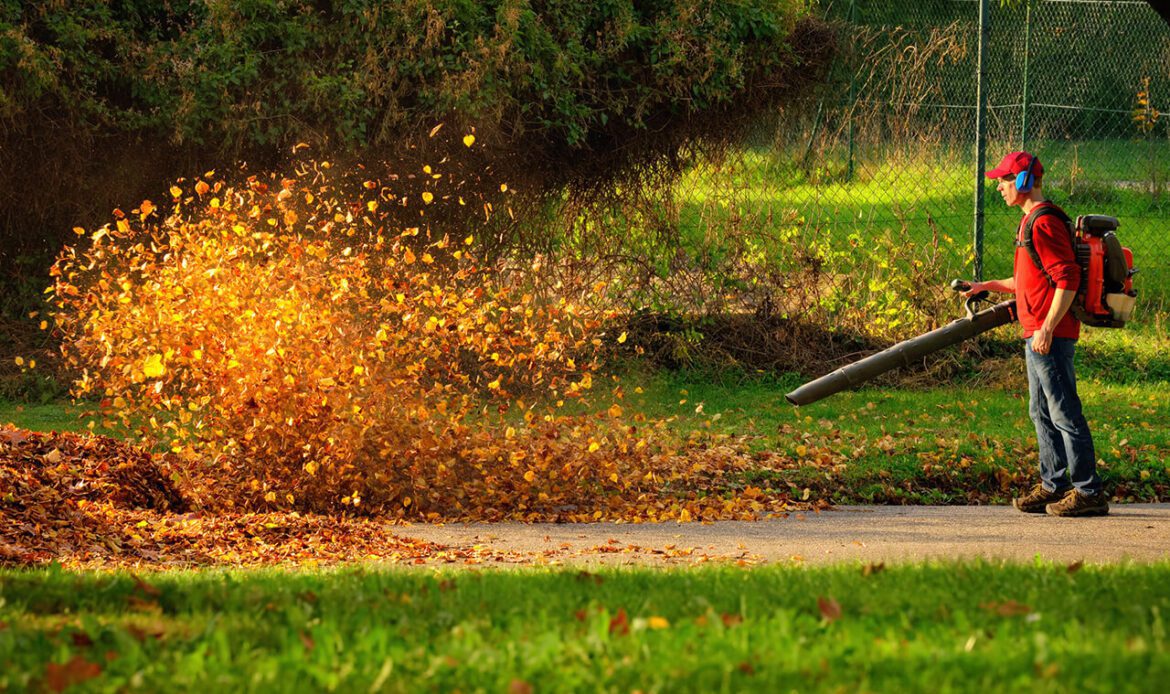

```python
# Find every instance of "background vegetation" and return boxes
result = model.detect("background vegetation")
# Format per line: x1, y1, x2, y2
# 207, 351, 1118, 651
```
0, 0, 832, 317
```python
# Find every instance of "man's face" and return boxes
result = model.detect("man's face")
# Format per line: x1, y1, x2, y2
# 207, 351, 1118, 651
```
996, 175, 1023, 207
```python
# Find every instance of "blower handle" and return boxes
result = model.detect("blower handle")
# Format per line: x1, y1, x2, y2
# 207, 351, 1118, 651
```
950, 279, 990, 319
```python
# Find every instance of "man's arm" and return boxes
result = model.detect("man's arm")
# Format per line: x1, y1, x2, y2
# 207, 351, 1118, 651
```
1031, 287, 1076, 354
961, 277, 1015, 296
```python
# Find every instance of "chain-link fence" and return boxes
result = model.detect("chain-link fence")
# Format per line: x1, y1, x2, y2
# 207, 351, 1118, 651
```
813, 1, 1164, 288
665, 0, 1165, 320
533, 0, 1167, 368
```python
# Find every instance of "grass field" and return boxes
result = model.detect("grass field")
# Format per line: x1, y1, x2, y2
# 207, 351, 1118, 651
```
2, 562, 1168, 692
6, 329, 1169, 507
669, 139, 1170, 305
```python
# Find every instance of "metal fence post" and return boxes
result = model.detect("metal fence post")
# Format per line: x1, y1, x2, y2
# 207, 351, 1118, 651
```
1021, 0, 1032, 149
973, 0, 990, 281
845, 0, 857, 182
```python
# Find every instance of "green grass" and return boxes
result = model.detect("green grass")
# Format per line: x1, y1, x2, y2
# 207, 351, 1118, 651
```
0, 400, 96, 435
6, 324, 1169, 505
2, 563, 1168, 692
669, 139, 1170, 303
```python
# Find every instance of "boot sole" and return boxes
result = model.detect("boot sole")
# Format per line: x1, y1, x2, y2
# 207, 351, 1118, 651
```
1013, 501, 1052, 513
1046, 505, 1110, 517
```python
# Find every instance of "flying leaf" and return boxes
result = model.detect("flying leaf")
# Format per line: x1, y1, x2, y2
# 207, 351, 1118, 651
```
142, 354, 166, 379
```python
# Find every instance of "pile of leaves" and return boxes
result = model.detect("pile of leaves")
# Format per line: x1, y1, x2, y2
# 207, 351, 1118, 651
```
0, 425, 178, 564
0, 422, 816, 567
0, 424, 460, 567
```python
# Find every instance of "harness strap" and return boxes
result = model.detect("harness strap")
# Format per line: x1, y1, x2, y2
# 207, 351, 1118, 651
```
1015, 203, 1076, 287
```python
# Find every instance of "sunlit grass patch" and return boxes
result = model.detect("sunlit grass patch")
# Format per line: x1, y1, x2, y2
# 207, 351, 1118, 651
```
2, 562, 1168, 691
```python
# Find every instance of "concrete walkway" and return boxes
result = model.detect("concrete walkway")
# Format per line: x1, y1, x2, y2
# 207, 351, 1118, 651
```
401, 505, 1170, 566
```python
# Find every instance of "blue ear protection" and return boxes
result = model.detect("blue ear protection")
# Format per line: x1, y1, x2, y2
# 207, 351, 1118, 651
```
1015, 155, 1037, 193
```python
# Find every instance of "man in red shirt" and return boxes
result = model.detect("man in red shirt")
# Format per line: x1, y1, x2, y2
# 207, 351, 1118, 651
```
962, 151, 1107, 516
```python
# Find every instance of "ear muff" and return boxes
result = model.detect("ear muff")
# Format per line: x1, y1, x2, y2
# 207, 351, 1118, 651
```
1015, 155, 1036, 193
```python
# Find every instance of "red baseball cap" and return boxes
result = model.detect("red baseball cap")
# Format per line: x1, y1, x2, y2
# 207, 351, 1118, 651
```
985, 151, 1043, 181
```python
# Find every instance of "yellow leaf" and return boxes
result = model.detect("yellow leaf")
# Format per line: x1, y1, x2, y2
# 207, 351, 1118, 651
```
524, 470, 535, 483
463, 134, 476, 147
500, 183, 508, 192
617, 331, 627, 344
422, 192, 434, 204
487, 378, 501, 390
13, 356, 23, 366
608, 404, 623, 418
464, 235, 474, 245
648, 616, 670, 629
142, 354, 166, 379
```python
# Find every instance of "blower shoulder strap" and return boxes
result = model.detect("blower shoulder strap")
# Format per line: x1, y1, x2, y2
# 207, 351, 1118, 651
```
1016, 203, 1076, 287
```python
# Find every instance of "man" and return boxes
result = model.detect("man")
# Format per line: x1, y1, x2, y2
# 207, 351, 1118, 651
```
961, 151, 1108, 517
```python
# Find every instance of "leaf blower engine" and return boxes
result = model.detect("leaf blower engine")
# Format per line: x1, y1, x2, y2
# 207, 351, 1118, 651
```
1066, 214, 1137, 327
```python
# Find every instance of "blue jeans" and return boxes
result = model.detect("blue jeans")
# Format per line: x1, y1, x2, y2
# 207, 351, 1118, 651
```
1024, 336, 1101, 496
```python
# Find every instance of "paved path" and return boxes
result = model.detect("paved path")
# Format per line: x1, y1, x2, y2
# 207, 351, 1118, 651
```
401, 505, 1170, 566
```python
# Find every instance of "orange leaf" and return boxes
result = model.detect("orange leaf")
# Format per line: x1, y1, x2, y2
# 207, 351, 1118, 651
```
45, 656, 102, 692
817, 596, 842, 622
609, 607, 630, 635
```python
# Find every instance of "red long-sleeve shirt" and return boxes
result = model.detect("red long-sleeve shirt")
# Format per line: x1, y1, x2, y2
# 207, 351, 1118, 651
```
1013, 202, 1081, 340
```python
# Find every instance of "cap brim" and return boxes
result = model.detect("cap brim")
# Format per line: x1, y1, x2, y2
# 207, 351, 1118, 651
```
984, 166, 1011, 179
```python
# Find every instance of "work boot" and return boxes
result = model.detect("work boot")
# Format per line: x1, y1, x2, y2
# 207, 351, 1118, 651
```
1012, 483, 1069, 514
1046, 489, 1110, 517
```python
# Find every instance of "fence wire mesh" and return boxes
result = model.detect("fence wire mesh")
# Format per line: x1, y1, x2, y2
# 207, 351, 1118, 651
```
540, 0, 1167, 368
650, 0, 1170, 330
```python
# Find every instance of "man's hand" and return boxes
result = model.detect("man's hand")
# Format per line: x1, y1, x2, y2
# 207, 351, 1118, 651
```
959, 281, 986, 298
1031, 325, 1054, 354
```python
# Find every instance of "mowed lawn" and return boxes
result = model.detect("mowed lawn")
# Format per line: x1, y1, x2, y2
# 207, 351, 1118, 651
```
2, 563, 1169, 692
5, 322, 1170, 506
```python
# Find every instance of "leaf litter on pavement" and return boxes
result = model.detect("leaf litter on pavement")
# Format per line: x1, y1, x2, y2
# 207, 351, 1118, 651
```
1, 424, 817, 569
